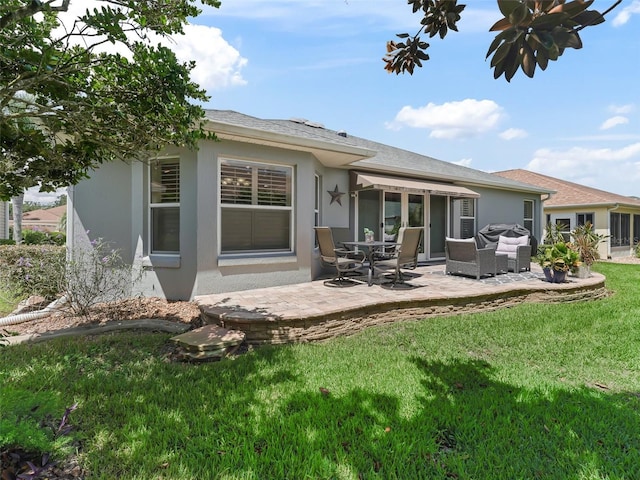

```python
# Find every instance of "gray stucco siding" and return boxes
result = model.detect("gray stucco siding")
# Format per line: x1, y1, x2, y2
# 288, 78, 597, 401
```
474, 186, 542, 241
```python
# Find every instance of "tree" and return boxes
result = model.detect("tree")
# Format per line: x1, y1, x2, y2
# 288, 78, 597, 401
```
0, 0, 220, 201
383, 0, 622, 82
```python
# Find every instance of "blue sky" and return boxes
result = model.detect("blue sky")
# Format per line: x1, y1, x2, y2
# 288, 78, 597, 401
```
31, 0, 640, 203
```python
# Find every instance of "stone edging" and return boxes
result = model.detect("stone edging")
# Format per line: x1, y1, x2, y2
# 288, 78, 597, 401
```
206, 280, 608, 345
2, 319, 191, 346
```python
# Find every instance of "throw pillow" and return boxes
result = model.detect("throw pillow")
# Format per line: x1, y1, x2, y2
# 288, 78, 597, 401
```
496, 235, 529, 258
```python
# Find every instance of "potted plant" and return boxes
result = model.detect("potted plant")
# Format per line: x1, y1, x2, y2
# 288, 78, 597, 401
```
570, 222, 607, 278
536, 241, 580, 283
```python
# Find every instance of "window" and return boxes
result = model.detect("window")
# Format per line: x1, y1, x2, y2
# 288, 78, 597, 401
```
556, 218, 571, 242
634, 215, 640, 245
611, 212, 630, 247
459, 198, 475, 238
577, 212, 594, 227
150, 158, 180, 253
220, 159, 293, 253
314, 174, 320, 228
523, 200, 534, 236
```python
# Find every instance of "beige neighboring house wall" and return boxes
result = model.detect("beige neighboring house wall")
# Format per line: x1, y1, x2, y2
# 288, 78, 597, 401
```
495, 169, 640, 259
0, 201, 8, 239
10, 205, 66, 233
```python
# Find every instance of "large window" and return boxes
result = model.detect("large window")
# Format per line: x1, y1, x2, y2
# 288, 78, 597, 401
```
634, 215, 640, 244
523, 200, 534, 236
611, 212, 630, 247
150, 158, 180, 253
220, 159, 293, 253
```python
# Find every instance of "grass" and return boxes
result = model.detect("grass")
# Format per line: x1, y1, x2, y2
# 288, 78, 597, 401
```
1, 262, 639, 479
0, 287, 20, 316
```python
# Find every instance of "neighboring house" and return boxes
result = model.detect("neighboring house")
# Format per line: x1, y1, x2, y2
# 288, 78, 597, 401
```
0, 201, 8, 239
12, 205, 66, 232
495, 169, 640, 259
68, 110, 551, 300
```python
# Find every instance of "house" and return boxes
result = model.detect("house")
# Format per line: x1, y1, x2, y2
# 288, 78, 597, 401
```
16, 205, 66, 232
495, 169, 640, 259
0, 201, 8, 239
68, 110, 551, 300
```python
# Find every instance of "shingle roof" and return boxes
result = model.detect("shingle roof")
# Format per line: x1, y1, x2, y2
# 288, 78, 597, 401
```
204, 110, 550, 195
494, 169, 640, 208
22, 205, 66, 221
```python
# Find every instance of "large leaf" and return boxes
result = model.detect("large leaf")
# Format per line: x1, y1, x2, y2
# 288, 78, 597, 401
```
497, 0, 524, 18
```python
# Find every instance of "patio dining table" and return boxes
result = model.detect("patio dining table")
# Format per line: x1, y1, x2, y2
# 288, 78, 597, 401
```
342, 240, 398, 286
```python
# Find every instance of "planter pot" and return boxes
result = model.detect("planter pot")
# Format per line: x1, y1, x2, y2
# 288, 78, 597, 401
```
552, 270, 568, 283
575, 265, 591, 279
543, 267, 553, 282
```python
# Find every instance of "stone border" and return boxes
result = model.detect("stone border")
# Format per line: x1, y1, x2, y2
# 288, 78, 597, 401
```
2, 319, 190, 346
205, 280, 608, 345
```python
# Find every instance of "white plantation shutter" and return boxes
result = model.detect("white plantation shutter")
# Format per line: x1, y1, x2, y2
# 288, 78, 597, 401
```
220, 159, 293, 253
150, 159, 180, 253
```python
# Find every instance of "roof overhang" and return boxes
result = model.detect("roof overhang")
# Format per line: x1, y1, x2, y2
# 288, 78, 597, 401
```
355, 172, 480, 198
205, 122, 376, 168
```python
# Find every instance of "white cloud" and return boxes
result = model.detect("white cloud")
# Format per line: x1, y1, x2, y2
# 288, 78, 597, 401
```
527, 143, 640, 194
609, 104, 635, 115
387, 99, 504, 139
24, 187, 67, 205
159, 25, 248, 92
452, 158, 473, 167
499, 128, 528, 140
600, 116, 629, 130
612, 0, 640, 26
55, 1, 247, 92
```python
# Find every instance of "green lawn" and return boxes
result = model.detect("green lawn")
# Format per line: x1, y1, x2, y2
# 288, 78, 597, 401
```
1, 262, 639, 479
0, 287, 19, 316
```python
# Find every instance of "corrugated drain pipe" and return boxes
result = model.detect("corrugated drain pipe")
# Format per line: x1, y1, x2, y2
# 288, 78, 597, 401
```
0, 296, 68, 327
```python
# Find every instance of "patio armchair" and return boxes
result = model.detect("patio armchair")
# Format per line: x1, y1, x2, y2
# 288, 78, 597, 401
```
314, 226, 366, 286
475, 224, 535, 273
445, 237, 496, 279
494, 235, 532, 273
376, 227, 423, 287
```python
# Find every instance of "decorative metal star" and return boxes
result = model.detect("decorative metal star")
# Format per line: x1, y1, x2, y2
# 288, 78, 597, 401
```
327, 184, 345, 206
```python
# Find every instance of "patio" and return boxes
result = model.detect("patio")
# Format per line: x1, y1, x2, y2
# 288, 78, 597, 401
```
195, 263, 607, 345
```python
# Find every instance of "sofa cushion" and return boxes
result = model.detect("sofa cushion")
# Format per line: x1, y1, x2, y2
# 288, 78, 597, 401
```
496, 235, 528, 258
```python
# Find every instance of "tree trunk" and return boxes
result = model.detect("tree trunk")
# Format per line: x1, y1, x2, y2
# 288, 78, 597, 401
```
11, 192, 24, 244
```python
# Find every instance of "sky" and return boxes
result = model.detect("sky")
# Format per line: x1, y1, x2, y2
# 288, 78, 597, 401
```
27, 0, 640, 203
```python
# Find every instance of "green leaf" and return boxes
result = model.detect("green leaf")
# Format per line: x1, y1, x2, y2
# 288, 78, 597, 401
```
508, 3, 530, 26
497, 0, 523, 18
573, 10, 605, 27
520, 41, 536, 78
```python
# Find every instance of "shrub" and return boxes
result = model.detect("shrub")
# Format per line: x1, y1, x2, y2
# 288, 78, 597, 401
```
22, 229, 66, 246
0, 239, 140, 315
64, 237, 142, 317
0, 245, 66, 300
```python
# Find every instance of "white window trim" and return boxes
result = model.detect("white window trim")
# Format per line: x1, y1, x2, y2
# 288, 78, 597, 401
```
218, 157, 295, 256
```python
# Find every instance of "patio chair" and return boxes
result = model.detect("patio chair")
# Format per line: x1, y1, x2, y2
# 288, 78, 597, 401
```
445, 237, 496, 279
314, 226, 366, 286
494, 235, 532, 273
475, 223, 535, 273
376, 227, 423, 288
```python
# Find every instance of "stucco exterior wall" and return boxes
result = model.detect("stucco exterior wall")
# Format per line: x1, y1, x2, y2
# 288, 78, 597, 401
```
473, 187, 543, 242
191, 138, 320, 296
